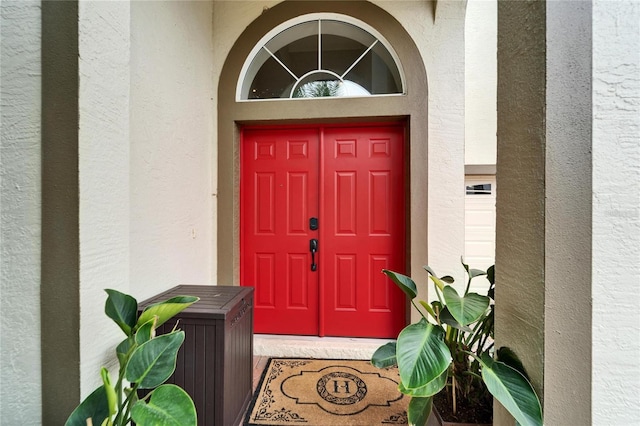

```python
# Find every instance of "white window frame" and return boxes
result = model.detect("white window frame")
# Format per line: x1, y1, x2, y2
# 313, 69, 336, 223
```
236, 13, 406, 102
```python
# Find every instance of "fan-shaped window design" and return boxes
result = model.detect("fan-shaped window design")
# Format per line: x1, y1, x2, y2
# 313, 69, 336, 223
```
238, 14, 405, 100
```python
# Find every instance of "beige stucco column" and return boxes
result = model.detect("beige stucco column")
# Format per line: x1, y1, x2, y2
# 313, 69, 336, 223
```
40, 1, 132, 422
496, 1, 592, 424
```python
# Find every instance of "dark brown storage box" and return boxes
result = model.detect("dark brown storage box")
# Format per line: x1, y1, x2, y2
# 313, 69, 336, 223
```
138, 285, 254, 426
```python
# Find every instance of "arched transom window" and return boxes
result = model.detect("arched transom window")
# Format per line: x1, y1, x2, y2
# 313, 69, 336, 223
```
238, 14, 405, 100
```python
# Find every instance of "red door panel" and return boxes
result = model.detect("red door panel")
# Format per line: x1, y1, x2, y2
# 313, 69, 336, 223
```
321, 126, 406, 338
241, 128, 319, 335
241, 125, 405, 338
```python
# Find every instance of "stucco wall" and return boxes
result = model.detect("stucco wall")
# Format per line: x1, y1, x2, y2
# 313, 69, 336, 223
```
130, 1, 214, 298
0, 1, 42, 423
382, 0, 466, 280
496, 4, 546, 424
544, 1, 592, 424
416, 0, 467, 278
77, 0, 131, 396
592, 0, 640, 422
496, 1, 595, 423
465, 0, 497, 166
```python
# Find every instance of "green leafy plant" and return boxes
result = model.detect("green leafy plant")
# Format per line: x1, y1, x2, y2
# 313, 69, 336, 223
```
293, 80, 341, 98
372, 260, 543, 426
66, 289, 200, 426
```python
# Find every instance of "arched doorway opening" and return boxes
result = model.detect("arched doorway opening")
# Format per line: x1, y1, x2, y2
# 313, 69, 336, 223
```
217, 1, 429, 337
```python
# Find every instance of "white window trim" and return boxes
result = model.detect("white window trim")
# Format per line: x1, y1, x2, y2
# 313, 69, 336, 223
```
236, 13, 406, 102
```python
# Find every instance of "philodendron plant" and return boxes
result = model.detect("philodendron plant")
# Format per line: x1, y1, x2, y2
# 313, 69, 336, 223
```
372, 260, 543, 426
65, 289, 200, 426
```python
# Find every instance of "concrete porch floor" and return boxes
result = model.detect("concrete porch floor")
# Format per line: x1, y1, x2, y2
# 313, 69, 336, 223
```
253, 334, 393, 360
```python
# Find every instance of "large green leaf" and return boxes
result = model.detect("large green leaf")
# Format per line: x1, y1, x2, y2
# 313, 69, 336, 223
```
439, 307, 474, 333
64, 385, 110, 426
130, 384, 197, 426
396, 319, 451, 390
399, 367, 447, 397
136, 296, 199, 331
382, 269, 417, 299
105, 289, 138, 336
126, 331, 185, 389
443, 286, 489, 326
407, 396, 432, 426
371, 341, 397, 368
480, 354, 543, 426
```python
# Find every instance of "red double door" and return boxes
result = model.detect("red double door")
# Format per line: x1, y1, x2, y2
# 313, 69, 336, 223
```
241, 125, 406, 338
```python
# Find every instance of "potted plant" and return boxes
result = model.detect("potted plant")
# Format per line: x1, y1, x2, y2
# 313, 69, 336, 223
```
372, 260, 543, 426
65, 289, 200, 426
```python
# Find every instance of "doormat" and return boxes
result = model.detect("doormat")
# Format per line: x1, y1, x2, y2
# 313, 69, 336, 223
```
244, 358, 408, 425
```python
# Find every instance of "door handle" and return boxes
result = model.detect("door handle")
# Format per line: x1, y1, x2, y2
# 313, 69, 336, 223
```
310, 239, 318, 271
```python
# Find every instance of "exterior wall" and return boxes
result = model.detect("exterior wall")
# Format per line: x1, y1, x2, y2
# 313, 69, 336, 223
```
465, 0, 497, 166
211, 1, 277, 282
41, 2, 81, 420
409, 0, 467, 281
214, 0, 466, 291
544, 2, 592, 424
381, 0, 467, 282
0, 1, 42, 423
591, 1, 640, 423
496, 5, 547, 424
130, 1, 214, 299
78, 0, 131, 397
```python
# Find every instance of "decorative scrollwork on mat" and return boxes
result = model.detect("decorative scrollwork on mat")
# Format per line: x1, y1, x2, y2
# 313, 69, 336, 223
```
252, 360, 312, 422
382, 411, 409, 424
253, 407, 308, 423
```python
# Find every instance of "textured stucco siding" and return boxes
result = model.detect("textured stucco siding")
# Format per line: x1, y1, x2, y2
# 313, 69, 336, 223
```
465, 0, 497, 166
390, 0, 467, 281
0, 1, 42, 423
75, 0, 217, 397
130, 1, 214, 298
496, 2, 547, 423
545, 1, 592, 424
78, 1, 131, 396
592, 0, 640, 423
422, 0, 467, 279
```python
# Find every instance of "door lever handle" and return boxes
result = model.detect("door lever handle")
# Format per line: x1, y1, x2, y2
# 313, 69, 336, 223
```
310, 239, 318, 271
